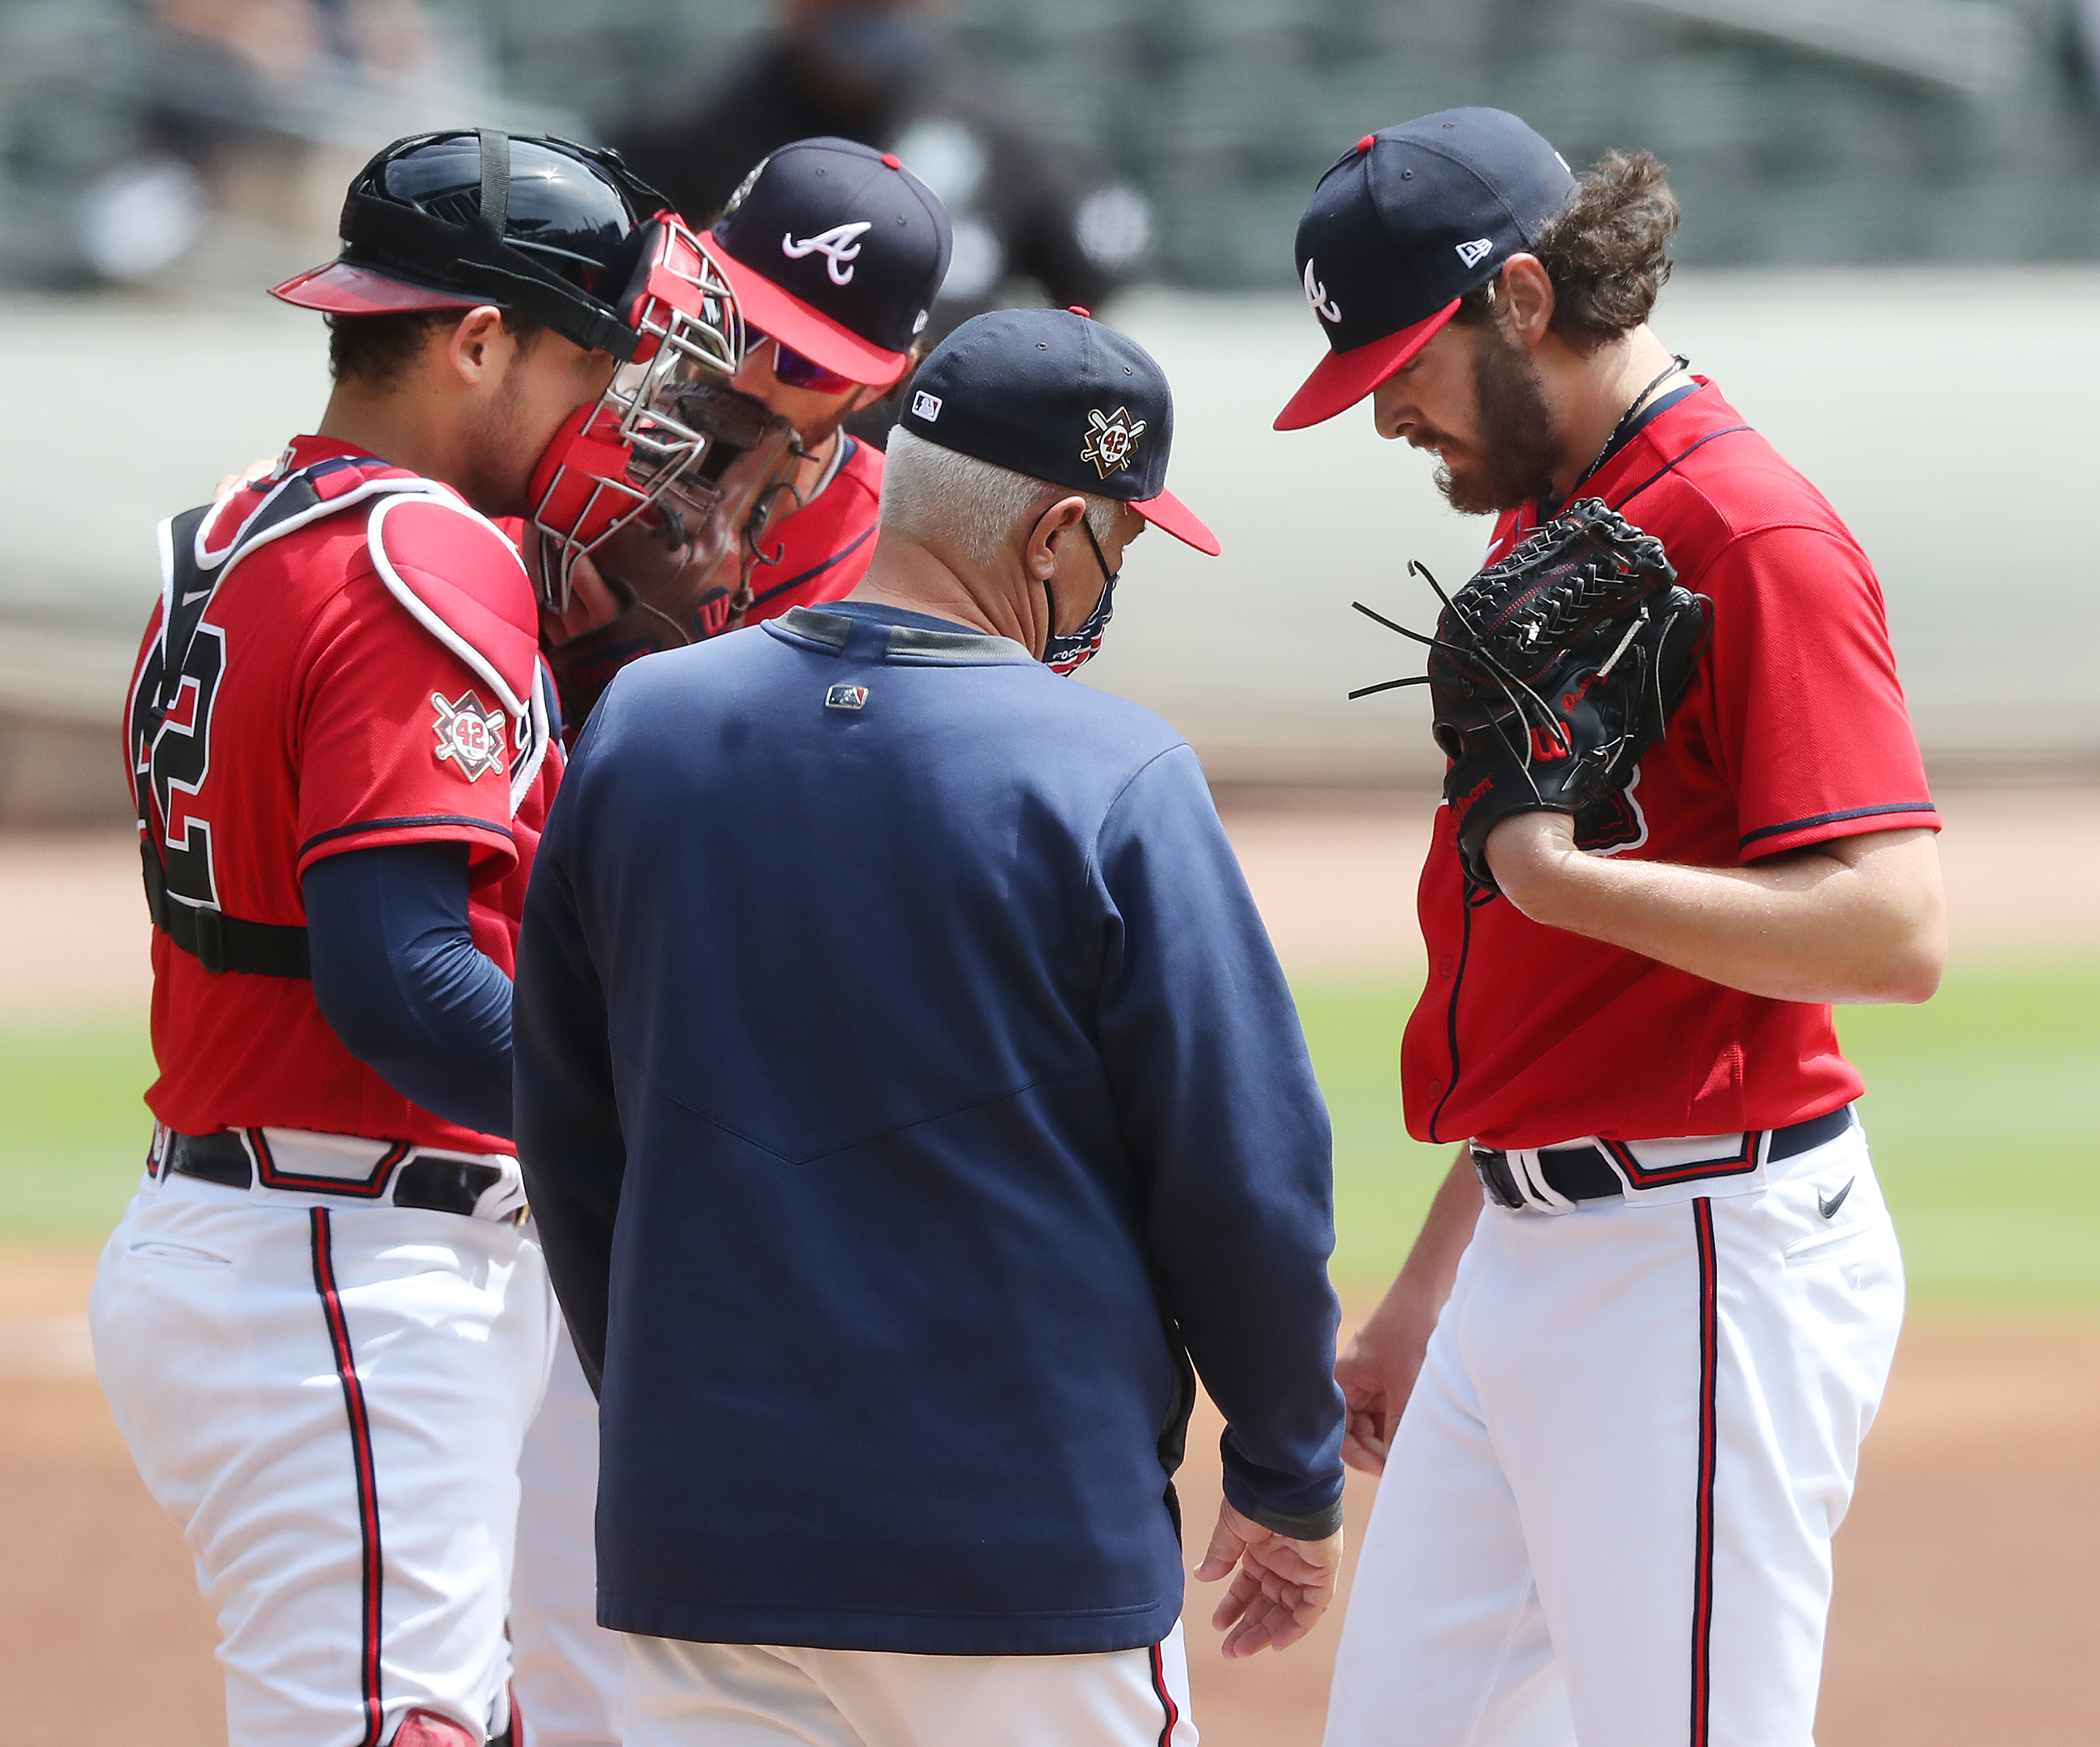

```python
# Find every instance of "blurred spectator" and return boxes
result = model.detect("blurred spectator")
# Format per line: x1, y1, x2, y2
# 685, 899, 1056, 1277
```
613, 0, 1153, 332
86, 0, 444, 274
0, 0, 498, 289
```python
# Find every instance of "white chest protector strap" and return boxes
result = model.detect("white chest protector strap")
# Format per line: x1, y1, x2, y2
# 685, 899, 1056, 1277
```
364, 491, 552, 817
133, 461, 547, 975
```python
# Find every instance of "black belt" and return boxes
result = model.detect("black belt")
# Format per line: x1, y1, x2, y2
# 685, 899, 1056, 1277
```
162, 1131, 501, 1217
1472, 1105, 1854, 1211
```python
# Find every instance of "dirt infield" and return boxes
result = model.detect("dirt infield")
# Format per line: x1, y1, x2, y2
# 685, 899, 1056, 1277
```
3, 791, 2095, 1742
3, 1250, 2094, 1747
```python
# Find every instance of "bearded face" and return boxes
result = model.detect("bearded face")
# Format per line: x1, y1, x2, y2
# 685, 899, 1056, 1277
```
1427, 317, 1565, 516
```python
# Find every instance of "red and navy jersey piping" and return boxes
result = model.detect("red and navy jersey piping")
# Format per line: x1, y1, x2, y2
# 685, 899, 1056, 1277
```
1738, 800, 1936, 850
253, 1129, 410, 1196
1426, 884, 1489, 1145
747, 524, 878, 612
1598, 1132, 1760, 1190
300, 814, 519, 858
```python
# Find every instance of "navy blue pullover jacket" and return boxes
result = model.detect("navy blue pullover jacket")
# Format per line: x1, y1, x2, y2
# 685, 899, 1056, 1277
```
514, 602, 1345, 1656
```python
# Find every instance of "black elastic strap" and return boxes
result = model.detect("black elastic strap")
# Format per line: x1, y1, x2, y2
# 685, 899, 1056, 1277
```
158, 891, 313, 979
477, 128, 511, 238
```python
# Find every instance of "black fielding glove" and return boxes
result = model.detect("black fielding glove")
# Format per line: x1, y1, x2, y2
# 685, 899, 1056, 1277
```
1421, 500, 1711, 894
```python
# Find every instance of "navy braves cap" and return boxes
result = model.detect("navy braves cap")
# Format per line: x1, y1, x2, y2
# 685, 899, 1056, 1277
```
898, 307, 1220, 556
1275, 108, 1577, 431
701, 136, 951, 386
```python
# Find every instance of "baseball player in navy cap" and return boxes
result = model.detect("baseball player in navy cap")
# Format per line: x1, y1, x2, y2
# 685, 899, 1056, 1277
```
697, 136, 953, 628
1275, 110, 1943, 1747
514, 307, 1344, 1745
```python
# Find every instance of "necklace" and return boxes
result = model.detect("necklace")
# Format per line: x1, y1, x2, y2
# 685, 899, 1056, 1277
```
1573, 353, 1690, 492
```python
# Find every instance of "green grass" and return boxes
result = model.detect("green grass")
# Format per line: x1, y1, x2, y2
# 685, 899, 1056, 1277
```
0, 1015, 156, 1241
2, 964, 2094, 1309
1300, 960, 2100, 1310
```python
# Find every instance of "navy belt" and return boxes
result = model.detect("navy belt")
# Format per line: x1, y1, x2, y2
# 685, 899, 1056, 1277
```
1472, 1105, 1854, 1211
162, 1130, 500, 1217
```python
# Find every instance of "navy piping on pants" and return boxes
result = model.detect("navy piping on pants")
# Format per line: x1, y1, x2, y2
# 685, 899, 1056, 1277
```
1690, 1198, 1720, 1747
1148, 1641, 1181, 1745
311, 1207, 385, 1747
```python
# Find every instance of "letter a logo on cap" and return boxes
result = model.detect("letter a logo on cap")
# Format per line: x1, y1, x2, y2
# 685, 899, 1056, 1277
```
783, 220, 876, 285
1303, 258, 1342, 324
1455, 237, 1495, 268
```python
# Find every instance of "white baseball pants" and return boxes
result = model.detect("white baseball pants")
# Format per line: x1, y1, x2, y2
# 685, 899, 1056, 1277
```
91, 1165, 558, 1747
1324, 1120, 1902, 1747
626, 1623, 1197, 1747
510, 1322, 626, 1747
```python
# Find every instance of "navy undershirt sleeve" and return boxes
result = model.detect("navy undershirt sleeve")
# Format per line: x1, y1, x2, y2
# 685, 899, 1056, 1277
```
303, 841, 514, 1140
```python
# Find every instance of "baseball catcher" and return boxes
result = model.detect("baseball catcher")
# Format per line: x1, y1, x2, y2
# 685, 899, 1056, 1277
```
93, 126, 766, 1747
1354, 498, 1711, 893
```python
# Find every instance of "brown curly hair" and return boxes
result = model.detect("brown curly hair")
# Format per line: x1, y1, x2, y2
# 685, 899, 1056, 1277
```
1455, 151, 1680, 352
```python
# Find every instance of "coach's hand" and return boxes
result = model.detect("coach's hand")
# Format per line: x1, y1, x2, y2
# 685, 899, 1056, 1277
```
1195, 1501, 1343, 1659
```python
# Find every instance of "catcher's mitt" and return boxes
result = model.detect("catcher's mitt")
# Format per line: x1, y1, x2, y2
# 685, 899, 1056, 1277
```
1353, 498, 1712, 894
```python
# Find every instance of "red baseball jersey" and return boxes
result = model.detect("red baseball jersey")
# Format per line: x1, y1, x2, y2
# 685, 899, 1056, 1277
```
1402, 381, 1938, 1149
128, 437, 562, 1156
737, 434, 883, 624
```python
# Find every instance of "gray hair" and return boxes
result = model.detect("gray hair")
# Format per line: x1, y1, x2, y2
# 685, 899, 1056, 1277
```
880, 427, 1121, 569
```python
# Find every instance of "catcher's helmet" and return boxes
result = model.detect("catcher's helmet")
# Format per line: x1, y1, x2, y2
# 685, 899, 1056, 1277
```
276, 128, 772, 621
273, 128, 674, 362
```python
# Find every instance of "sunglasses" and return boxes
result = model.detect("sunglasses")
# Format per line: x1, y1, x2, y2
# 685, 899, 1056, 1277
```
753, 331, 859, 395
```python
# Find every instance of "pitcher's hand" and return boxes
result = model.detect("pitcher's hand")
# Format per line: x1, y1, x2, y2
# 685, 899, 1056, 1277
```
1334, 1288, 1440, 1475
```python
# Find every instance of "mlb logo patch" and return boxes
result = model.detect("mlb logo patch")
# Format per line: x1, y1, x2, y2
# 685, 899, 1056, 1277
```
825, 684, 869, 711
911, 390, 943, 422
430, 690, 506, 782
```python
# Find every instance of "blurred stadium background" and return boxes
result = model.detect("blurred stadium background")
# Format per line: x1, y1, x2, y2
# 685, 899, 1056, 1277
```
4, 0, 2100, 804
0, 5, 2095, 1745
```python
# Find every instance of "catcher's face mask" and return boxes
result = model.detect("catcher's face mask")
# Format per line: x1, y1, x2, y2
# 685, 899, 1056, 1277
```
536, 381, 801, 727
527, 219, 758, 613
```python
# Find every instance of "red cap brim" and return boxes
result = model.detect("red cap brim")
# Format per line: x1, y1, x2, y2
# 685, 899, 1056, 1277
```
269, 260, 487, 316
699, 234, 910, 388
1272, 299, 1462, 432
1132, 485, 1221, 557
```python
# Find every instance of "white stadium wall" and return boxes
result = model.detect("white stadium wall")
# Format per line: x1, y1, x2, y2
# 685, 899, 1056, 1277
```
0, 271, 2093, 821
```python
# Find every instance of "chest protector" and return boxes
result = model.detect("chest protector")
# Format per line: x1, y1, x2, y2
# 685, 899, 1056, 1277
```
131, 454, 551, 977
